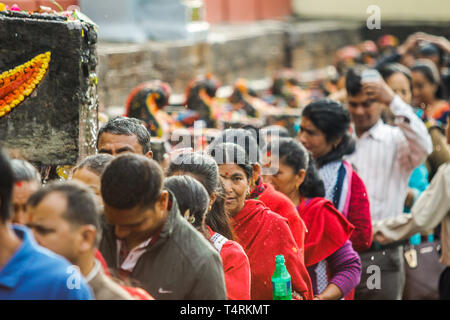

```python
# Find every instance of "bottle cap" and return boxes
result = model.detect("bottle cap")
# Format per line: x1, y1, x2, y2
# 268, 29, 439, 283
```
275, 255, 285, 264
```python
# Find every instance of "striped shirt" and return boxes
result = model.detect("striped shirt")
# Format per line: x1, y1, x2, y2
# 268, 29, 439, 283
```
345, 95, 432, 222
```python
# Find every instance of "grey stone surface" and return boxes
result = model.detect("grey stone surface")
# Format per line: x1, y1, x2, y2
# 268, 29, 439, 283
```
0, 12, 98, 166
96, 20, 360, 110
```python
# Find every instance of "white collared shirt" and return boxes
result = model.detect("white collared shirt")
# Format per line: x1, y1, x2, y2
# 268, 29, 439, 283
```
116, 238, 152, 272
345, 95, 432, 222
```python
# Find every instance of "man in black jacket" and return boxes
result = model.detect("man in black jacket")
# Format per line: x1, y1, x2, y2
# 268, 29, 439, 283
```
99, 154, 226, 300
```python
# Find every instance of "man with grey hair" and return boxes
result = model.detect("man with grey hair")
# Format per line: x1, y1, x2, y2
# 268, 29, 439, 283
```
97, 116, 153, 158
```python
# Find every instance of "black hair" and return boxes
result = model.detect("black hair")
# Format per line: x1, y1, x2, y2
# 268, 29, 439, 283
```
267, 138, 325, 198
167, 152, 235, 240
209, 142, 253, 180
259, 125, 291, 153
164, 175, 210, 237
97, 116, 152, 154
10, 159, 41, 184
0, 148, 14, 223
301, 99, 356, 167
411, 59, 447, 100
168, 152, 218, 195
209, 128, 261, 164
101, 154, 163, 210
419, 42, 444, 67
345, 65, 366, 96
73, 154, 114, 177
378, 62, 413, 92
27, 180, 99, 230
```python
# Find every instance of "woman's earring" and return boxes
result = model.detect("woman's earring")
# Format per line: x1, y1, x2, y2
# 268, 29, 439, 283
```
184, 209, 195, 224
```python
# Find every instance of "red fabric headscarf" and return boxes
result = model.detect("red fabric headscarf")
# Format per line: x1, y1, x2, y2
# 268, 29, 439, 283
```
297, 197, 355, 267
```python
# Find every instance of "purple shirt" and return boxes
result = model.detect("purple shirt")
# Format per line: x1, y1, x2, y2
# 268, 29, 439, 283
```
307, 241, 361, 297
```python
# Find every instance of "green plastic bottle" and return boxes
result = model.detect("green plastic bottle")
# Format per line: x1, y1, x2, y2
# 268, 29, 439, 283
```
272, 255, 292, 300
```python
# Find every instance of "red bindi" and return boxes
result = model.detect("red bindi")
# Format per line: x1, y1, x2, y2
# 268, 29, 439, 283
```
16, 181, 22, 187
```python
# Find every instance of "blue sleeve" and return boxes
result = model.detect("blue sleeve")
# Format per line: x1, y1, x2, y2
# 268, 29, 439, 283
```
408, 164, 429, 193
54, 275, 94, 300
66, 281, 94, 300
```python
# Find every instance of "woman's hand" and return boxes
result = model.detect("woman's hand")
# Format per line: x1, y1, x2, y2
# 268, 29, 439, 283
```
314, 284, 343, 300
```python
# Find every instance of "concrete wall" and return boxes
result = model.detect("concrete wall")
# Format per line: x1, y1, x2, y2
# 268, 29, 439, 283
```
96, 20, 362, 110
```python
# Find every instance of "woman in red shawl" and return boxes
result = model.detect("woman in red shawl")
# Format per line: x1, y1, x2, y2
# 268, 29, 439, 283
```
208, 128, 307, 255
209, 142, 313, 300
264, 138, 361, 300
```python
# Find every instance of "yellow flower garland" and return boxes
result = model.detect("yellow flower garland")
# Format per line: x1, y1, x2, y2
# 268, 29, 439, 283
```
0, 51, 51, 118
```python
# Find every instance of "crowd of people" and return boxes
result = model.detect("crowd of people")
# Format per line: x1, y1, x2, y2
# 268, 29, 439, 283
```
1, 31, 449, 300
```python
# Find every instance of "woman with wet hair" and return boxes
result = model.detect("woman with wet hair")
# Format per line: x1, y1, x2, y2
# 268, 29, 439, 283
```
167, 151, 251, 300
164, 175, 210, 238
209, 142, 313, 300
298, 99, 372, 254
167, 151, 234, 240
264, 138, 361, 300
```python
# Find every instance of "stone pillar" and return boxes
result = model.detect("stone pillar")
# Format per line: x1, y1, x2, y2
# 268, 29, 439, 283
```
0, 10, 98, 166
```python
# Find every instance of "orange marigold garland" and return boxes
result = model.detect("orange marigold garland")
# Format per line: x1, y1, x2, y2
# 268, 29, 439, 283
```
0, 51, 51, 118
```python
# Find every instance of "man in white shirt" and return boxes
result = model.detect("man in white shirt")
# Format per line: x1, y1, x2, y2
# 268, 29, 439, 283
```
344, 66, 433, 300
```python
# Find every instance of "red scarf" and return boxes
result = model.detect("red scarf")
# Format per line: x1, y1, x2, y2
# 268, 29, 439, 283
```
297, 197, 354, 267
232, 199, 313, 300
